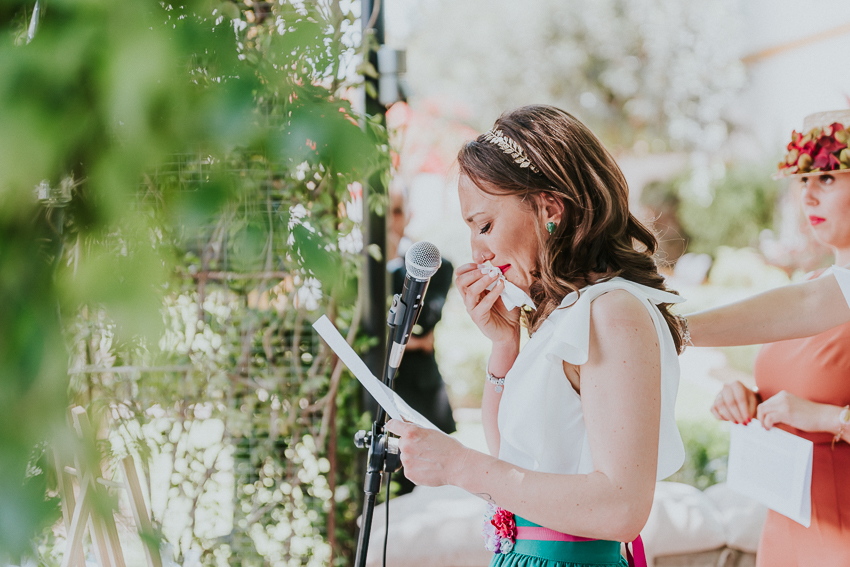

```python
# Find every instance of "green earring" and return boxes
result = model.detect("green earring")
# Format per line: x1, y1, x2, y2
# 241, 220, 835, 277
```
546, 221, 557, 234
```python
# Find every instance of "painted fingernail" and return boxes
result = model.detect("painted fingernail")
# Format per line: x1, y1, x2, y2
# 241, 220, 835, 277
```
480, 268, 489, 274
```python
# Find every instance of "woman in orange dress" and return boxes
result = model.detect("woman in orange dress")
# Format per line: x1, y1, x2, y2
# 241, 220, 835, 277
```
709, 110, 850, 567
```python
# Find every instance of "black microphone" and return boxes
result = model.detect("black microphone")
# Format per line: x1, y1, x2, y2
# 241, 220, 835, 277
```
385, 241, 442, 383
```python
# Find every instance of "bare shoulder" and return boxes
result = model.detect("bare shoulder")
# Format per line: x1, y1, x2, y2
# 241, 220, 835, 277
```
586, 289, 659, 370
589, 289, 654, 331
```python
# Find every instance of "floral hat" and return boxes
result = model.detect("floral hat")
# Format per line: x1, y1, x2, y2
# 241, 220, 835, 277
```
776, 109, 850, 179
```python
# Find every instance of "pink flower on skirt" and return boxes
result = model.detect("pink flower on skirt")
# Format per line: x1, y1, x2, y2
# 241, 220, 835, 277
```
482, 504, 516, 554
492, 508, 517, 540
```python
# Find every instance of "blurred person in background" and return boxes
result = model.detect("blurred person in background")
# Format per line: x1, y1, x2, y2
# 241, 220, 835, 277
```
701, 111, 850, 566
388, 105, 687, 567
387, 185, 456, 495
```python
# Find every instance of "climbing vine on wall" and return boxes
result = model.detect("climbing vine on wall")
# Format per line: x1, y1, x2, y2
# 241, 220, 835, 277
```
2, 1, 390, 564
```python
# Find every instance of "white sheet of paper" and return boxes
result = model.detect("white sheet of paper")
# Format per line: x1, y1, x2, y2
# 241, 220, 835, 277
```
727, 420, 813, 527
312, 315, 439, 430
829, 265, 850, 308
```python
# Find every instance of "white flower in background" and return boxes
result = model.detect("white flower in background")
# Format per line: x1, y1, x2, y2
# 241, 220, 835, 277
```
338, 225, 363, 254
289, 203, 308, 227
288, 204, 316, 249
296, 277, 323, 311
345, 182, 363, 223
294, 160, 310, 181
158, 291, 232, 368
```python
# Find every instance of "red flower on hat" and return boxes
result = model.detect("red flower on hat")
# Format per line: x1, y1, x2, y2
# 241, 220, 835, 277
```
779, 122, 849, 175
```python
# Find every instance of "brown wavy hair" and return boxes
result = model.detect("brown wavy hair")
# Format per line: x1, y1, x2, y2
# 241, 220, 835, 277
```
457, 105, 685, 353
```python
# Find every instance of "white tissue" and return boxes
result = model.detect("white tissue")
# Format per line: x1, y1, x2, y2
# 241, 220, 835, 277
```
479, 265, 536, 311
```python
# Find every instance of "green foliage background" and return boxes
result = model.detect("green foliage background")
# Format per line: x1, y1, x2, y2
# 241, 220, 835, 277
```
668, 419, 729, 491
1, 0, 390, 564
678, 165, 780, 256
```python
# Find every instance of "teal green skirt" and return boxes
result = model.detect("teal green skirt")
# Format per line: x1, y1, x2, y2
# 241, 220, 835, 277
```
489, 517, 628, 567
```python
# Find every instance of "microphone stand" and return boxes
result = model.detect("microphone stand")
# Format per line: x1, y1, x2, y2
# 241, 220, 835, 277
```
353, 293, 406, 567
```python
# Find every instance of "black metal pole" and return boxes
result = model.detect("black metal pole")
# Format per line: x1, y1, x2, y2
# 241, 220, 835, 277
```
360, 0, 388, 414
354, 493, 378, 566
353, 422, 384, 567
355, 1, 389, 565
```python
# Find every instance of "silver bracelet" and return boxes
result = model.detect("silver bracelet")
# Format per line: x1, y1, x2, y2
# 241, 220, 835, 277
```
486, 367, 506, 393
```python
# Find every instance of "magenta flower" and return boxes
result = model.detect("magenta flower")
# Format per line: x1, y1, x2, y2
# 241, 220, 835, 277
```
482, 505, 517, 554
492, 508, 517, 541
780, 122, 849, 175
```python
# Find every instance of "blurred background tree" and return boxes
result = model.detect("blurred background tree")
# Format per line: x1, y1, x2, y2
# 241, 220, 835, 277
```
404, 0, 745, 152
640, 164, 780, 258
677, 165, 780, 256
1, 0, 389, 564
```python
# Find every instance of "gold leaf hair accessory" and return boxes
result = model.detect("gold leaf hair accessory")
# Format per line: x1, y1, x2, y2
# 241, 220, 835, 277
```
482, 129, 540, 174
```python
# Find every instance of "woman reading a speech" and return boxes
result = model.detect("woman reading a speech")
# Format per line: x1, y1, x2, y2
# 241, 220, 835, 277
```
386, 105, 685, 567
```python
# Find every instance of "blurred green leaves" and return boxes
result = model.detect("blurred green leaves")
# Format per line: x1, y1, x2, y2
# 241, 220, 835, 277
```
678, 165, 780, 256
0, 208, 67, 555
291, 223, 340, 285
0, 0, 389, 556
642, 164, 780, 258
669, 418, 729, 490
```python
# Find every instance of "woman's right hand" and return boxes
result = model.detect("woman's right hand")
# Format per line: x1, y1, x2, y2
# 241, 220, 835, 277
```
710, 380, 759, 425
455, 263, 520, 345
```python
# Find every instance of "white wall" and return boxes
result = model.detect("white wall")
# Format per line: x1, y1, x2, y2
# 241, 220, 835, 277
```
731, 0, 850, 159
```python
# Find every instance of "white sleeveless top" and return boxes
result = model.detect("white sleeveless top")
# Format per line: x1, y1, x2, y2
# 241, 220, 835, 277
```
497, 277, 686, 480
834, 265, 850, 307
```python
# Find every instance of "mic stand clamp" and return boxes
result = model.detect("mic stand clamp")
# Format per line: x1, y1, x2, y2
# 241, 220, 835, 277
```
352, 414, 402, 567
353, 295, 405, 567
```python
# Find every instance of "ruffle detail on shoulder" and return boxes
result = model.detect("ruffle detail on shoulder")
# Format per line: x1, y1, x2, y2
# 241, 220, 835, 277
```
544, 278, 684, 366
834, 265, 850, 309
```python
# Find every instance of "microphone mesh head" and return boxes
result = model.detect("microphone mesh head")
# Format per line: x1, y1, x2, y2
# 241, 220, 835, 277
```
405, 241, 441, 281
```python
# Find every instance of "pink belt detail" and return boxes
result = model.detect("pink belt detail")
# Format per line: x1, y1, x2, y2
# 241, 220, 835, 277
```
514, 526, 596, 542
514, 527, 646, 567
625, 535, 646, 567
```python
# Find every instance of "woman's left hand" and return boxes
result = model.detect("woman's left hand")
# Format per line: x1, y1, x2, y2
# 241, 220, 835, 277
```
384, 419, 472, 488
756, 390, 831, 432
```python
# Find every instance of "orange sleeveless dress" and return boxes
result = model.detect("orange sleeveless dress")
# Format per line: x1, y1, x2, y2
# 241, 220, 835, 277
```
753, 275, 850, 567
